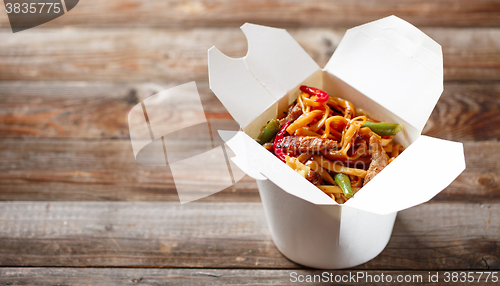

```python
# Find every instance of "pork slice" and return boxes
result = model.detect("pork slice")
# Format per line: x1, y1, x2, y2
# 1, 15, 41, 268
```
277, 136, 338, 153
279, 103, 302, 126
306, 169, 322, 185
363, 135, 390, 186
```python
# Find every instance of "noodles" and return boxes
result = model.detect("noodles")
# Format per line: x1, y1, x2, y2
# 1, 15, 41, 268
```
295, 127, 321, 137
258, 85, 404, 204
286, 110, 323, 134
306, 160, 336, 185
312, 156, 367, 178
322, 116, 347, 139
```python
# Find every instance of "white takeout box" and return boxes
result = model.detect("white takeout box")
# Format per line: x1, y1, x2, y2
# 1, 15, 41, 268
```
208, 16, 466, 269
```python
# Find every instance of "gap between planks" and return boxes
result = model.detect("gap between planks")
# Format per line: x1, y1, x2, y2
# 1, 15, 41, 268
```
0, 81, 499, 141
0, 201, 498, 270
1, 0, 500, 28
1, 268, 500, 286
0, 27, 499, 82
0, 139, 498, 202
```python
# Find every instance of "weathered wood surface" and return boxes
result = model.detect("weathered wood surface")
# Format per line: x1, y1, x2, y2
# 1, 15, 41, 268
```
0, 1, 499, 283
0, 139, 498, 202
423, 83, 500, 141
0, 28, 499, 82
1, 81, 499, 142
0, 202, 498, 269
1, 269, 500, 286
1, 0, 500, 28
0, 137, 258, 202
0, 81, 229, 139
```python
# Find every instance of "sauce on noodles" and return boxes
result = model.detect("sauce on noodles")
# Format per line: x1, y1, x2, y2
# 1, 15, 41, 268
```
258, 85, 403, 204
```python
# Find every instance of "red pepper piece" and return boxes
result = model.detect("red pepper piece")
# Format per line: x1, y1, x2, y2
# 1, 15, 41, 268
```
273, 121, 290, 162
300, 85, 329, 102
275, 147, 286, 162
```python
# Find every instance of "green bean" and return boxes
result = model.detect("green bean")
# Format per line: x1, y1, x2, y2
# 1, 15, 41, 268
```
361, 121, 402, 136
257, 118, 280, 145
334, 173, 353, 198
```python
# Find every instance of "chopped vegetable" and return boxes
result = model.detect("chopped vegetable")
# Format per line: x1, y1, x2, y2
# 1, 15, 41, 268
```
258, 118, 280, 144
273, 121, 290, 162
319, 185, 361, 194
361, 121, 402, 136
334, 173, 353, 198
300, 85, 329, 102
259, 86, 404, 204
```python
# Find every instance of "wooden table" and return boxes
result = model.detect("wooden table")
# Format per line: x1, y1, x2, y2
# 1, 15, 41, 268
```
0, 1, 499, 285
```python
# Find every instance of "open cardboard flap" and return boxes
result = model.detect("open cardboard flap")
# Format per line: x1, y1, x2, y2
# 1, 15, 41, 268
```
344, 135, 465, 214
210, 16, 465, 215
209, 23, 320, 136
325, 16, 443, 132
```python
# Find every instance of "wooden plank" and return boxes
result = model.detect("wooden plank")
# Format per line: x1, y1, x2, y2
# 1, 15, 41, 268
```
0, 81, 230, 139
0, 139, 498, 202
1, 81, 499, 141
2, 269, 500, 286
0, 137, 258, 202
0, 202, 498, 269
0, 28, 499, 82
1, 0, 500, 28
437, 140, 500, 202
423, 82, 500, 141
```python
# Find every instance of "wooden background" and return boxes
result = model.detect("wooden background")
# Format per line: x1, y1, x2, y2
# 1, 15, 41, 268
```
0, 0, 499, 285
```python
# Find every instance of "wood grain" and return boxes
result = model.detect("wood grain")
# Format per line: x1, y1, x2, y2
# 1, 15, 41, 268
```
1, 81, 499, 141
1, 0, 500, 28
1, 268, 499, 285
0, 0, 498, 281
422, 82, 500, 141
0, 81, 229, 139
0, 202, 498, 270
0, 138, 257, 202
0, 139, 498, 202
0, 28, 499, 82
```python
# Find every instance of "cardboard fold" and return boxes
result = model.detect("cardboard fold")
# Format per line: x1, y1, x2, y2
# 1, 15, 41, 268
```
205, 15, 468, 269
219, 130, 267, 181
344, 136, 465, 214
324, 16, 443, 132
233, 131, 336, 205
242, 23, 320, 100
209, 16, 466, 215
208, 47, 276, 130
